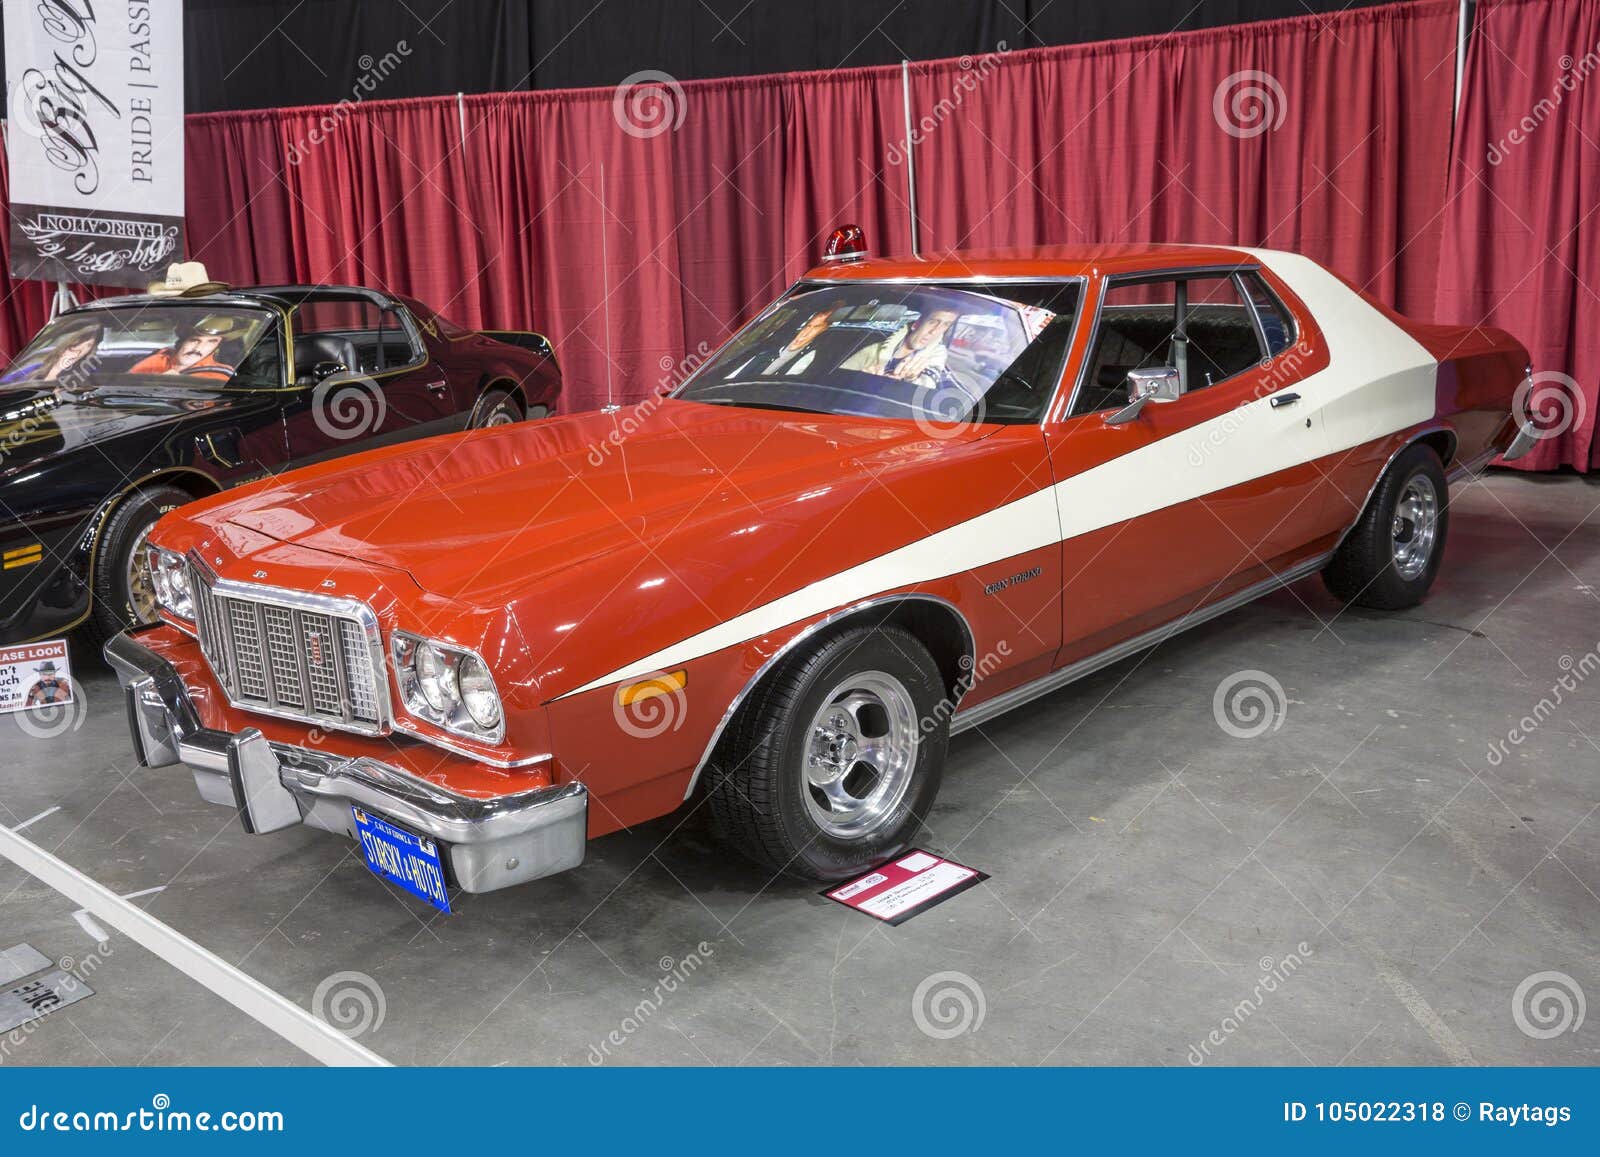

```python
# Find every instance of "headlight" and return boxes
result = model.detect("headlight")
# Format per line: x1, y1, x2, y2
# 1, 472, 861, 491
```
147, 545, 193, 620
457, 653, 501, 730
415, 642, 456, 713
392, 632, 503, 742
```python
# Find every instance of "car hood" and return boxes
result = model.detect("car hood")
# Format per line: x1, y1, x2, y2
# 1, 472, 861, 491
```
205, 400, 995, 602
0, 379, 242, 479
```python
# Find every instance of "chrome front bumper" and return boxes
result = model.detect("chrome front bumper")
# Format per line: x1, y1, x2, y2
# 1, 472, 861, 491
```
105, 631, 587, 895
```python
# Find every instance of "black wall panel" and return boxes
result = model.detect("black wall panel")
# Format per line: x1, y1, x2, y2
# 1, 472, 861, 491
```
2, 0, 1400, 113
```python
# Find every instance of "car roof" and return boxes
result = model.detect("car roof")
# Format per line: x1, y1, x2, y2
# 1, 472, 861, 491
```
78, 284, 403, 311
802, 242, 1256, 281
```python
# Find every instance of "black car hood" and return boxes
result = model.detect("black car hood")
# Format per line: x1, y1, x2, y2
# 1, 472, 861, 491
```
0, 379, 244, 479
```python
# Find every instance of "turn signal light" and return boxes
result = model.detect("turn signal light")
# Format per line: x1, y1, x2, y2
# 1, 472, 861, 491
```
618, 670, 686, 706
823, 223, 867, 263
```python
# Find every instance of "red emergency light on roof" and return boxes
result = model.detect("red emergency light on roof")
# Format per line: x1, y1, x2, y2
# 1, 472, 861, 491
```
822, 224, 867, 263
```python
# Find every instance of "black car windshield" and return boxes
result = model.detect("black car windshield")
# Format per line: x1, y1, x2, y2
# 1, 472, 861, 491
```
1, 304, 277, 390
677, 280, 1081, 424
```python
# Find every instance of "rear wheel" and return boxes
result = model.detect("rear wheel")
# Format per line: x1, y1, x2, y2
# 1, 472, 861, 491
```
470, 386, 523, 428
703, 624, 948, 881
1322, 443, 1449, 609
85, 483, 191, 649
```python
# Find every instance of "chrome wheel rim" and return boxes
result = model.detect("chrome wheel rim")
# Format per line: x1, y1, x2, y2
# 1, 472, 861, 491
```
126, 524, 158, 623
1391, 473, 1439, 581
803, 670, 920, 840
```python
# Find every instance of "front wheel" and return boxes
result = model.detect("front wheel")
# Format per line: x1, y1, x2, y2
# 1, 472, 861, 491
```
1322, 442, 1449, 609
85, 483, 191, 648
703, 624, 948, 881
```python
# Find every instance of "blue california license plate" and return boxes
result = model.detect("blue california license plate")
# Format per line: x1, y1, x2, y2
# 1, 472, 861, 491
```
352, 806, 451, 913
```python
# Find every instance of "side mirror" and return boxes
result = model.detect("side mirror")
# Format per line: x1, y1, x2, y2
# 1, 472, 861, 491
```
1105, 366, 1181, 426
308, 360, 348, 383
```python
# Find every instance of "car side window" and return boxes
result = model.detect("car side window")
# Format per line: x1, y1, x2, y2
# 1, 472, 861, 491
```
294, 297, 423, 379
1181, 275, 1264, 390
1239, 271, 1296, 357
1074, 278, 1179, 415
229, 323, 284, 390
1072, 272, 1270, 416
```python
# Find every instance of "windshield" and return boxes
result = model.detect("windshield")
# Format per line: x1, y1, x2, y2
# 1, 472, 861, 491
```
677, 280, 1081, 424
1, 304, 278, 390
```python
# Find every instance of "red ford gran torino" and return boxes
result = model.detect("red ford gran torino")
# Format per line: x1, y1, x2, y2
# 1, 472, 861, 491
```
106, 230, 1539, 908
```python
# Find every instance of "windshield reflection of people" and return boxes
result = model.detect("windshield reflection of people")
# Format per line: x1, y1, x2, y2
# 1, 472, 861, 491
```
129, 316, 238, 380
842, 306, 959, 387
0, 321, 103, 385
727, 302, 841, 378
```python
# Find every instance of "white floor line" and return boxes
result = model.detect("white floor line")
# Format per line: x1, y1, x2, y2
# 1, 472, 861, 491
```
74, 886, 168, 944
14, 807, 60, 831
73, 909, 111, 944
0, 821, 389, 1067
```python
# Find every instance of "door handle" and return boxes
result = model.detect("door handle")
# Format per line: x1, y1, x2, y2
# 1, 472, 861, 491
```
425, 379, 449, 395
1269, 392, 1301, 408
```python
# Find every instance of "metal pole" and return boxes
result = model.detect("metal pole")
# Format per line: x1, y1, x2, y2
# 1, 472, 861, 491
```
901, 60, 921, 258
456, 91, 467, 148
1454, 0, 1470, 116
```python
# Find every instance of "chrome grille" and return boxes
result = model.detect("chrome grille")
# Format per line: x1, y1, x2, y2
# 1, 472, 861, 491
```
187, 557, 387, 733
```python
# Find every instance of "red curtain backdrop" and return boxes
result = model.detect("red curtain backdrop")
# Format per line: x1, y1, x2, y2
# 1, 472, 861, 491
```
185, 111, 299, 285
1435, 0, 1600, 472
910, 0, 1459, 319
0, 0, 1593, 468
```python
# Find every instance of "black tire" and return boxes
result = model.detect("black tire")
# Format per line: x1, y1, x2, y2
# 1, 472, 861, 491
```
1322, 442, 1449, 610
703, 624, 949, 881
84, 483, 191, 649
470, 386, 523, 428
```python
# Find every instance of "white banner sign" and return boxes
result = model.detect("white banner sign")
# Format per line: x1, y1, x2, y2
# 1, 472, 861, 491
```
5, 0, 185, 287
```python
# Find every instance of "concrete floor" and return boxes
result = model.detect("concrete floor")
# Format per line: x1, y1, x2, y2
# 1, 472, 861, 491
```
1, 469, 1597, 1067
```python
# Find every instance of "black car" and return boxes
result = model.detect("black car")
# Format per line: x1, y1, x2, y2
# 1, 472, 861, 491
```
0, 284, 561, 646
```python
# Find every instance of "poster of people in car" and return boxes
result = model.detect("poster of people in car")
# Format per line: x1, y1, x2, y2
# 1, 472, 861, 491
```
3, 1, 185, 286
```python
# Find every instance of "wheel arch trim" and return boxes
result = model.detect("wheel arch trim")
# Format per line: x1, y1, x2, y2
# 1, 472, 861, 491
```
1331, 422, 1456, 555
680, 592, 976, 801
78, 468, 219, 622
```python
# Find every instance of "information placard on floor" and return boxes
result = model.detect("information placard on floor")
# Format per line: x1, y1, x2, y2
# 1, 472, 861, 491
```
0, 638, 73, 715
822, 849, 987, 925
